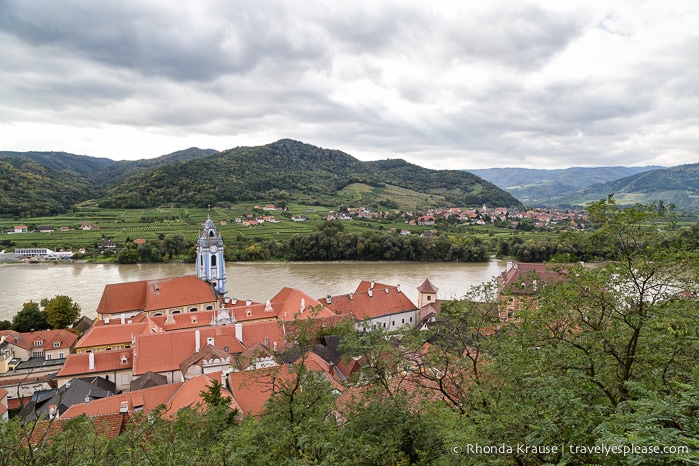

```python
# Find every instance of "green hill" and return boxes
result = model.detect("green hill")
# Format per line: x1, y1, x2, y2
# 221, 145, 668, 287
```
0, 153, 105, 217
96, 139, 522, 209
469, 166, 663, 205
557, 163, 699, 210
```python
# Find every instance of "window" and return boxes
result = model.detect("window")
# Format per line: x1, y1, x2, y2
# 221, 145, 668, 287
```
53, 342, 61, 348
153, 312, 163, 317
206, 305, 214, 311
189, 308, 198, 312
34, 340, 43, 347
45, 354, 52, 360
32, 351, 44, 357
58, 352, 65, 359
212, 256, 217, 266
171, 310, 180, 314
264, 338, 270, 348
427, 296, 432, 301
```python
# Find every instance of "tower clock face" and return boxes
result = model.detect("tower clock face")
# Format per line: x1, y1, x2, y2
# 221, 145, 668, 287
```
209, 245, 217, 253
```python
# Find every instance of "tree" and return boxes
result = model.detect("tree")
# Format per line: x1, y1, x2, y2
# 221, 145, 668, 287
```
471, 197, 699, 464
12, 301, 49, 332
42, 295, 81, 329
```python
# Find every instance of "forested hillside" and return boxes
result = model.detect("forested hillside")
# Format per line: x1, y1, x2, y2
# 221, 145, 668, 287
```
95, 139, 522, 209
0, 154, 100, 217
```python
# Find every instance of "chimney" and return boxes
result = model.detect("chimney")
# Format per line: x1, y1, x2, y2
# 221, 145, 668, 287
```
119, 401, 129, 413
349, 293, 353, 300
265, 300, 272, 311
231, 298, 238, 305
195, 330, 201, 352
506, 261, 513, 273
121, 315, 125, 325
300, 298, 305, 313
207, 337, 214, 346
235, 322, 243, 342
326, 295, 332, 304
397, 285, 401, 293
245, 300, 252, 306
368, 288, 373, 298
104, 316, 110, 324
88, 352, 95, 370
385, 288, 389, 294
370, 281, 375, 289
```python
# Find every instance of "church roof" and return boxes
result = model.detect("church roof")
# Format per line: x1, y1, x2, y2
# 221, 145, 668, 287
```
96, 275, 216, 315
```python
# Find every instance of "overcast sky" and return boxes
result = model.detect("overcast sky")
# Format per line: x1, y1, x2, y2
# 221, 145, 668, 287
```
0, 0, 697, 170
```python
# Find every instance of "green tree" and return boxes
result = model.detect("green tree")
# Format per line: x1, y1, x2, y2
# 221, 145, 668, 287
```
12, 301, 49, 332
42, 295, 81, 329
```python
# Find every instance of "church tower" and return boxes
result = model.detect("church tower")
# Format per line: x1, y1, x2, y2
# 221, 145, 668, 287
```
196, 211, 226, 297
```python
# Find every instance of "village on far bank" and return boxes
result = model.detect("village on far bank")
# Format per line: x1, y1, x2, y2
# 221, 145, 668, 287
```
0, 203, 589, 262
0, 211, 558, 434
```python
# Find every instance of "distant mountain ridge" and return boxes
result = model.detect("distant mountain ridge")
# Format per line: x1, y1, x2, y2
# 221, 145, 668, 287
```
556, 163, 699, 211
0, 140, 520, 217
469, 166, 665, 205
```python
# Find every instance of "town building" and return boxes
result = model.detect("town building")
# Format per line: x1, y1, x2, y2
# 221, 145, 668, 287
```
497, 261, 569, 320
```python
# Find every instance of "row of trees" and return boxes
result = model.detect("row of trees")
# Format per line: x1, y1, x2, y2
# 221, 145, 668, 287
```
3, 198, 698, 464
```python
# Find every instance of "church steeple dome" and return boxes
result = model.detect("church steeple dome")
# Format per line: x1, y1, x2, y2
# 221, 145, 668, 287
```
196, 209, 227, 297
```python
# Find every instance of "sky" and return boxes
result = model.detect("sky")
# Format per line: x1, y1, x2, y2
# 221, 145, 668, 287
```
0, 0, 697, 170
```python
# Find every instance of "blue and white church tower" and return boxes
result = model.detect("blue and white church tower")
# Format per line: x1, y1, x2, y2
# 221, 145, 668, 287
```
196, 211, 226, 297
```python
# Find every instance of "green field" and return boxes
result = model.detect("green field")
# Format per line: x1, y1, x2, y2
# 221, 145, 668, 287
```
0, 204, 445, 251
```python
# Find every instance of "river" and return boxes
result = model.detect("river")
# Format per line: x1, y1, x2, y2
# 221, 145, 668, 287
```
0, 260, 507, 321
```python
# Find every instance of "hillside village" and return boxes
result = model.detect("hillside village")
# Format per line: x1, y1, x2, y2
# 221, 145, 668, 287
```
0, 214, 550, 432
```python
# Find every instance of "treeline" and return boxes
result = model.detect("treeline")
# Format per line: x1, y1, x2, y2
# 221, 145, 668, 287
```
223, 222, 489, 262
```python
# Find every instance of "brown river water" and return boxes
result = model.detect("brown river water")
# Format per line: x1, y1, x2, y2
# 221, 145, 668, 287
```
0, 260, 507, 320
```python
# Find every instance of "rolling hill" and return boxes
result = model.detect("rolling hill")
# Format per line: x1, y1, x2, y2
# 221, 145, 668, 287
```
0, 140, 522, 217
469, 166, 663, 205
555, 163, 699, 211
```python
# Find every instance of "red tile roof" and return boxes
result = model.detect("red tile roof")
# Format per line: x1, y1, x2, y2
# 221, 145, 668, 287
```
62, 382, 182, 419
237, 320, 285, 351
132, 326, 245, 376
61, 374, 235, 420
96, 275, 216, 315
3, 329, 78, 351
75, 322, 149, 349
227, 365, 296, 417
57, 349, 133, 378
226, 288, 335, 323
322, 284, 417, 320
29, 412, 129, 444
498, 262, 569, 294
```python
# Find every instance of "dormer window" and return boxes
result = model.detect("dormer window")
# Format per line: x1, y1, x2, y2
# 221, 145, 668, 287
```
53, 342, 60, 348
34, 340, 43, 346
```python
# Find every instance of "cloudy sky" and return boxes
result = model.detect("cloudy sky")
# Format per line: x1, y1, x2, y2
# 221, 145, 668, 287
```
0, 0, 697, 170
